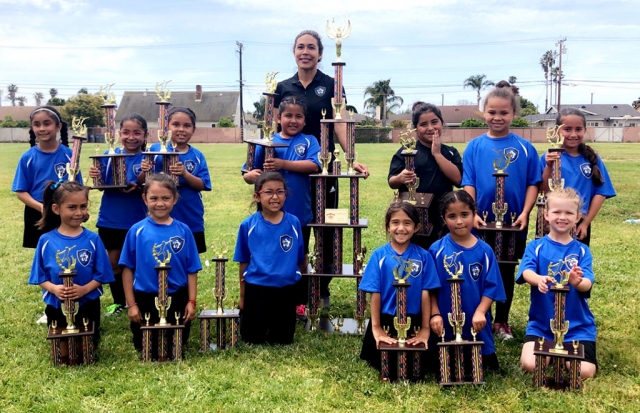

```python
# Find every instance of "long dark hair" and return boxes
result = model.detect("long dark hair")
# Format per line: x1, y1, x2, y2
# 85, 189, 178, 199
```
120, 112, 149, 151
29, 106, 68, 147
556, 108, 604, 185
438, 190, 477, 237
411, 101, 444, 128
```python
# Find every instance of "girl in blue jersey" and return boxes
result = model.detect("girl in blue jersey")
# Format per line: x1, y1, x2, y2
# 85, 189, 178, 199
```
234, 172, 306, 345
428, 190, 506, 371
28, 180, 114, 354
461, 81, 542, 340
12, 106, 78, 248
148, 107, 211, 253
359, 202, 440, 379
541, 108, 616, 246
120, 174, 201, 355
517, 187, 597, 378
89, 113, 149, 317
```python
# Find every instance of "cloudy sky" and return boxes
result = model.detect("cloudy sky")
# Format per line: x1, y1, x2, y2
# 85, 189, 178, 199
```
1, 0, 639, 115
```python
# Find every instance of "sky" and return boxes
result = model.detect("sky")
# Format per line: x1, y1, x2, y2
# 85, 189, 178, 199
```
1, 0, 640, 116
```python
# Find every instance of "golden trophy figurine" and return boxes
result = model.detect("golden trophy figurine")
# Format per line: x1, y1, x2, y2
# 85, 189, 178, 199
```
548, 261, 570, 289
510, 212, 517, 226
406, 177, 420, 205
393, 190, 399, 202
56, 246, 77, 274
550, 318, 569, 354
105, 132, 119, 155
331, 96, 346, 120
546, 124, 566, 191
348, 108, 354, 119
56, 246, 79, 333
399, 126, 417, 153
152, 241, 173, 326
326, 18, 351, 62
265, 72, 279, 94
98, 83, 116, 106
157, 130, 172, 153
329, 314, 345, 332
492, 149, 512, 174
318, 152, 331, 176
393, 315, 411, 347
333, 149, 342, 175
321, 108, 327, 120
392, 257, 412, 284
67, 116, 88, 182
155, 80, 172, 103
308, 251, 317, 275
355, 246, 367, 275
546, 124, 564, 149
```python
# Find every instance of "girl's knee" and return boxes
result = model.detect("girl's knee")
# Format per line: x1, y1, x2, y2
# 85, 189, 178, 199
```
520, 342, 536, 372
581, 362, 596, 379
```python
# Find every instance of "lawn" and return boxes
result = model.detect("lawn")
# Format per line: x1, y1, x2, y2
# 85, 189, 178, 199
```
1, 142, 639, 412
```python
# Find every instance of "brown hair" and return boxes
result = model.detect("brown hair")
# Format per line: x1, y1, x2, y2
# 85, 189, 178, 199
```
37, 180, 88, 231
555, 108, 604, 185
144, 174, 178, 198
483, 80, 520, 115
293, 30, 324, 62
384, 202, 421, 231
411, 101, 444, 128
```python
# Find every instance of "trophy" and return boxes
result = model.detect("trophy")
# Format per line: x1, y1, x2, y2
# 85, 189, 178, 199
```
354, 245, 367, 334
89, 83, 131, 189
326, 18, 351, 116
333, 149, 342, 175
533, 259, 584, 390
66, 116, 88, 182
437, 252, 485, 385
46, 246, 96, 366
491, 149, 512, 228
198, 248, 240, 352
378, 257, 427, 382
546, 124, 565, 191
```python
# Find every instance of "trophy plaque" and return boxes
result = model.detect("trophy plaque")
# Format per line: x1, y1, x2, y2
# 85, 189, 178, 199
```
532, 261, 584, 391
46, 246, 95, 366
436, 253, 484, 385
198, 250, 240, 352
378, 258, 428, 382
140, 241, 185, 362
89, 83, 132, 189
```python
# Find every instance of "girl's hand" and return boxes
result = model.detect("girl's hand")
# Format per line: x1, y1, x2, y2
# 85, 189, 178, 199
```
537, 275, 553, 294
575, 221, 588, 240
430, 314, 443, 337
514, 211, 529, 230
406, 327, 430, 347
141, 159, 153, 173
263, 157, 284, 172
121, 182, 138, 194
184, 301, 196, 322
473, 213, 486, 229
472, 310, 487, 333
128, 305, 142, 324
52, 284, 66, 301
67, 284, 89, 300
238, 295, 244, 311
354, 162, 370, 178
396, 169, 417, 186
430, 130, 442, 156
545, 150, 561, 168
568, 264, 584, 288
88, 165, 101, 179
169, 162, 186, 176
372, 325, 397, 347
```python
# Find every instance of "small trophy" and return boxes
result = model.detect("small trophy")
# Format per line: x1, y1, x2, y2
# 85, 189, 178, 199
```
152, 242, 172, 326
333, 149, 342, 175
354, 246, 368, 335
546, 125, 565, 191
326, 18, 351, 119
67, 116, 88, 182
56, 246, 79, 333
491, 149, 511, 228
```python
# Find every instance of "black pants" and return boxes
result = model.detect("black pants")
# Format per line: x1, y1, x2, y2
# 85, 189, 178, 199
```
46, 297, 101, 348
241, 282, 296, 345
23, 205, 46, 248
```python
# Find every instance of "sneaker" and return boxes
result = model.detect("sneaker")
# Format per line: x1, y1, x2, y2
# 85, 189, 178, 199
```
105, 304, 125, 317
493, 322, 514, 340
36, 313, 48, 324
296, 305, 307, 322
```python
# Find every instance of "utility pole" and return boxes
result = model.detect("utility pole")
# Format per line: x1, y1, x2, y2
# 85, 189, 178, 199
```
556, 37, 567, 113
441, 94, 444, 106
236, 41, 245, 141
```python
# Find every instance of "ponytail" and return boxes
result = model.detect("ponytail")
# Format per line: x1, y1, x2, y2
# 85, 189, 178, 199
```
60, 121, 69, 147
577, 143, 604, 186
29, 129, 37, 147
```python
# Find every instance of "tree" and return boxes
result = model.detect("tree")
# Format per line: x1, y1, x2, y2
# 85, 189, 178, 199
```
7, 84, 18, 106
510, 117, 530, 127
217, 116, 235, 127
520, 97, 539, 116
345, 105, 358, 114
16, 96, 27, 106
633, 98, 640, 110
47, 97, 66, 106
363, 79, 403, 127
540, 50, 556, 111
463, 74, 494, 108
253, 97, 265, 122
78, 88, 89, 94
460, 118, 487, 127
33, 92, 44, 106
49, 88, 58, 99
508, 76, 517, 84
60, 93, 105, 127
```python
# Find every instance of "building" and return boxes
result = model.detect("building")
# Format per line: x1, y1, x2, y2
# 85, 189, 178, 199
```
388, 105, 484, 127
0, 106, 39, 122
525, 104, 640, 128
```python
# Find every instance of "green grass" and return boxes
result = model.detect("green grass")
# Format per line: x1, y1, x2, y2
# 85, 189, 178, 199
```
1, 142, 639, 412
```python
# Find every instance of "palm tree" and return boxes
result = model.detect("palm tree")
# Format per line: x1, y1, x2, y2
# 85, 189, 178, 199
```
16, 96, 27, 106
7, 84, 18, 106
363, 79, 403, 126
33, 92, 44, 106
540, 50, 556, 112
253, 97, 265, 121
463, 75, 494, 108
49, 88, 58, 99
633, 98, 640, 110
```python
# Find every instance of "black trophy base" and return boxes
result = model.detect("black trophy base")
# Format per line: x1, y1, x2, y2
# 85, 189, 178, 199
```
392, 192, 434, 209
198, 309, 240, 352
533, 339, 584, 391
437, 339, 486, 386
139, 323, 185, 362
47, 322, 95, 366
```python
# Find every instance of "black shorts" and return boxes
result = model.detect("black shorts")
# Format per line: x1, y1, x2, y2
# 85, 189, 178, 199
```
524, 335, 597, 366
193, 231, 206, 254
98, 227, 129, 250
240, 282, 296, 345
23, 205, 45, 248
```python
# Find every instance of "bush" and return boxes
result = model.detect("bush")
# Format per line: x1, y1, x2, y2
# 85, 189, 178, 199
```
0, 116, 29, 128
510, 117, 530, 127
355, 126, 392, 143
390, 119, 408, 129
217, 116, 236, 127
460, 118, 487, 128
359, 117, 377, 126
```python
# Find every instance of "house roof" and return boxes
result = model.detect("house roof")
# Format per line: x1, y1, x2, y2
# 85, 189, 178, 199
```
388, 105, 483, 125
0, 106, 41, 122
115, 91, 239, 123
546, 104, 640, 119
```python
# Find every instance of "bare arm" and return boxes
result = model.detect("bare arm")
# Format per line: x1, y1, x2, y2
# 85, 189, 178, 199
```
407, 290, 431, 346
370, 292, 396, 346
238, 263, 248, 310
123, 267, 141, 323
16, 191, 43, 212
264, 158, 319, 174
471, 296, 493, 333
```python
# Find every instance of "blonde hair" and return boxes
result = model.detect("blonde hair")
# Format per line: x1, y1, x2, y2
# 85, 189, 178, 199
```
545, 187, 582, 213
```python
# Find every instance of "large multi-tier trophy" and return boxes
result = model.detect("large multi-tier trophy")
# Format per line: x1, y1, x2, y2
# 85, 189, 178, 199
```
89, 84, 132, 189
46, 246, 95, 366
66, 117, 87, 182
535, 125, 565, 238
436, 253, 484, 385
140, 241, 184, 362
243, 72, 288, 173
477, 149, 520, 264
198, 248, 240, 352
304, 21, 369, 334
378, 257, 427, 382
142, 81, 184, 184
533, 260, 584, 390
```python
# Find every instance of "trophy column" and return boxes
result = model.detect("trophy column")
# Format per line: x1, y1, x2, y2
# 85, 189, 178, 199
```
198, 255, 240, 352
66, 117, 88, 183
535, 126, 566, 238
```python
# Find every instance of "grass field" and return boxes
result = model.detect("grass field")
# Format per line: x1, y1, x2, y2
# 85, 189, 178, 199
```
1, 142, 639, 412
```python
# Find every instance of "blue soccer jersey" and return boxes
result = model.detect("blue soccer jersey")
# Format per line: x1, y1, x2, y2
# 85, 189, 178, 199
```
148, 143, 211, 233
462, 133, 541, 226
95, 149, 147, 230
234, 211, 305, 288
429, 234, 506, 355
12, 144, 83, 202
540, 151, 616, 215
359, 243, 440, 316
244, 132, 321, 226
28, 228, 114, 308
516, 236, 596, 342
119, 217, 202, 294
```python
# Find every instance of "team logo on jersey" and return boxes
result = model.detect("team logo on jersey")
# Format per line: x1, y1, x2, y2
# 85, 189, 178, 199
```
504, 147, 519, 162
76, 249, 92, 267
469, 262, 483, 282
580, 163, 592, 178
169, 236, 185, 254
280, 235, 293, 252
184, 160, 196, 173
54, 163, 67, 178
565, 254, 579, 269
133, 164, 142, 176
409, 259, 422, 277
315, 86, 326, 97
294, 144, 307, 157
